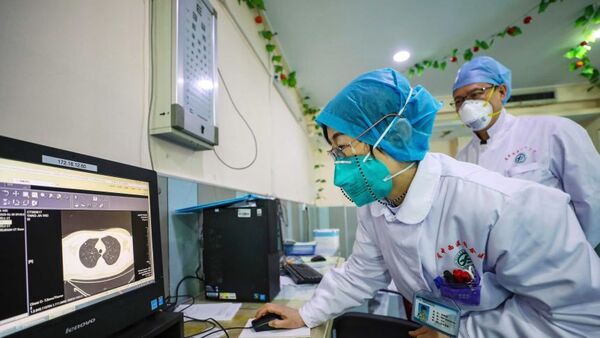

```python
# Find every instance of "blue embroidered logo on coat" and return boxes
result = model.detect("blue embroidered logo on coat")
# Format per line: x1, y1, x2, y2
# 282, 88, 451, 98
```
514, 153, 527, 164
505, 146, 536, 163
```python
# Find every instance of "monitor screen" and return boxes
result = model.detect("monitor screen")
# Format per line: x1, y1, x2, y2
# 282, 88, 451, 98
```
0, 137, 162, 337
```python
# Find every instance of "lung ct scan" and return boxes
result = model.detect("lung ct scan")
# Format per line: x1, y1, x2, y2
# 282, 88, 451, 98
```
61, 211, 135, 302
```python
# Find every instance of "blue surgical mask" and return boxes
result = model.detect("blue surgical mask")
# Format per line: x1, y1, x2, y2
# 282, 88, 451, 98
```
334, 155, 415, 207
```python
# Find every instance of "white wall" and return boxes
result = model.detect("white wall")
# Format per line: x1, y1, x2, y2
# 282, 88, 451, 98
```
0, 0, 148, 166
0, 0, 316, 203
429, 139, 455, 157
584, 116, 600, 152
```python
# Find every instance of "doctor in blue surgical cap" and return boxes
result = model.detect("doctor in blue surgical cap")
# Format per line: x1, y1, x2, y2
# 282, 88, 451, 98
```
255, 68, 600, 338
453, 56, 600, 254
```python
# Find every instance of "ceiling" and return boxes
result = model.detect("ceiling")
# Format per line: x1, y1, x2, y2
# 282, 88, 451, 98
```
264, 0, 599, 107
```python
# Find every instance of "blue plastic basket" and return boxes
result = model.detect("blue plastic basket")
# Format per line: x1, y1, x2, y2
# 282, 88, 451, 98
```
433, 274, 481, 306
284, 242, 316, 256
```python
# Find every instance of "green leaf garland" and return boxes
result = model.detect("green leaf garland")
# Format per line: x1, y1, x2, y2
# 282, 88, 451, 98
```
564, 4, 600, 90
406, 0, 563, 78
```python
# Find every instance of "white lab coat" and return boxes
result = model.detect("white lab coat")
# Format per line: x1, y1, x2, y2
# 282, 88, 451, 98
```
456, 111, 600, 248
299, 153, 600, 337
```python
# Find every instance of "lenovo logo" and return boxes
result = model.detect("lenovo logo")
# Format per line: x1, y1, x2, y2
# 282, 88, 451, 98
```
65, 318, 96, 334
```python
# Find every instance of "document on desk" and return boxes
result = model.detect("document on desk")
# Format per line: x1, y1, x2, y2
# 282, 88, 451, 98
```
239, 319, 310, 338
280, 276, 296, 286
276, 283, 317, 301
176, 303, 242, 321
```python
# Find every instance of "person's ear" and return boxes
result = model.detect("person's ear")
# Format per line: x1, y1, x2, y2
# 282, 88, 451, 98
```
497, 84, 507, 101
372, 146, 388, 161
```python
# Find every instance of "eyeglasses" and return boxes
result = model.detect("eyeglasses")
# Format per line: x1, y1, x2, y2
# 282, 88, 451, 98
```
451, 85, 496, 109
327, 113, 401, 160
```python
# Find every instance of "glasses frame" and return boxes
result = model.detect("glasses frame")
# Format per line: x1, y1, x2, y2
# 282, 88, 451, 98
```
451, 85, 496, 109
327, 113, 402, 160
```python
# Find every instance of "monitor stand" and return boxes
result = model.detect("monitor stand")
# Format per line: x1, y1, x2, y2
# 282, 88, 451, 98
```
111, 311, 183, 338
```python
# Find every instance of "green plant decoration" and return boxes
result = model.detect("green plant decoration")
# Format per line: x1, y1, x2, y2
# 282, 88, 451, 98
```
406, 0, 564, 78
564, 4, 600, 90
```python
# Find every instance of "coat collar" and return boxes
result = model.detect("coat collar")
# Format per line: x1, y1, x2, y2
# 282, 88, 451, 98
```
369, 153, 441, 224
486, 108, 515, 139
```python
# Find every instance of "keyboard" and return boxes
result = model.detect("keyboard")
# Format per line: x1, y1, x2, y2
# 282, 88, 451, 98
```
283, 263, 323, 284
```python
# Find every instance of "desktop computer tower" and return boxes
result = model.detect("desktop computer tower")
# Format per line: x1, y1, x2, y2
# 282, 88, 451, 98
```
202, 198, 282, 302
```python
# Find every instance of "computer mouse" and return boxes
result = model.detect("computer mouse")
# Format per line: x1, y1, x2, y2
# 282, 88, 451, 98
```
311, 255, 326, 262
251, 313, 283, 332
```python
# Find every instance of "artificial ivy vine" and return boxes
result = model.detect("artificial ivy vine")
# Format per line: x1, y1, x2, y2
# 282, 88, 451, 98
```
564, 4, 600, 90
237, 0, 326, 200
406, 0, 564, 78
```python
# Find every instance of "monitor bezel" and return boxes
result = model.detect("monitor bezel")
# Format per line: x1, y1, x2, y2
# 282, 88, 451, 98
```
0, 135, 165, 338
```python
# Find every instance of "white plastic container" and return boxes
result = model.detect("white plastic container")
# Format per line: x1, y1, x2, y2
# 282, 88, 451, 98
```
313, 228, 340, 256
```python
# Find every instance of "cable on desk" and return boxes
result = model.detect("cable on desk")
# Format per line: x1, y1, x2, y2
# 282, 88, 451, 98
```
164, 293, 195, 312
183, 314, 253, 338
197, 324, 252, 338
198, 325, 252, 338
173, 295, 200, 313
183, 316, 231, 338
183, 315, 217, 337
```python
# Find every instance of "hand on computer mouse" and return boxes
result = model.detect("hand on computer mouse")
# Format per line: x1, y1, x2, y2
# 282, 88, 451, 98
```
251, 313, 283, 332
254, 303, 306, 329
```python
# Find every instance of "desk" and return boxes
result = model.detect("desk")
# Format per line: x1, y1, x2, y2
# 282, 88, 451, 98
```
183, 257, 344, 338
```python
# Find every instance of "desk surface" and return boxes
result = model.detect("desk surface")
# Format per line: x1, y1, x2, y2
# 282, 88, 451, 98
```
183, 256, 344, 338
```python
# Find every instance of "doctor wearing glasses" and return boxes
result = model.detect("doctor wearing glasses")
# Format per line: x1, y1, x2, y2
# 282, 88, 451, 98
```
255, 68, 600, 337
453, 56, 600, 255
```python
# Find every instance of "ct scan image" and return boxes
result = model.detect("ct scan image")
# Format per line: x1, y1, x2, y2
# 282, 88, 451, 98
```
61, 210, 135, 302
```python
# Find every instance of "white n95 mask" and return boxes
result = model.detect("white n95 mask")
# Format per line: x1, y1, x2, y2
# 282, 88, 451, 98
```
458, 100, 495, 131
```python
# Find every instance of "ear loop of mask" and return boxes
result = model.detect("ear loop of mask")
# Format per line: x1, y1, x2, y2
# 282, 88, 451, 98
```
363, 86, 414, 162
483, 86, 501, 119
383, 162, 416, 182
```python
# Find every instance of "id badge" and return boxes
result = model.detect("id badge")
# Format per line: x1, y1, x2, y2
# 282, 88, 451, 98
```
412, 290, 461, 337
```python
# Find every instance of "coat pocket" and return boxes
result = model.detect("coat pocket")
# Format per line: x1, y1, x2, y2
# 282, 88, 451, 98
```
505, 162, 557, 187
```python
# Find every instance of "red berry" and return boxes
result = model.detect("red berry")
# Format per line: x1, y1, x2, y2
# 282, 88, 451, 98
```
473, 46, 480, 52
580, 41, 588, 46
523, 16, 532, 24
280, 74, 287, 81
451, 56, 458, 62
254, 15, 263, 24
576, 61, 584, 68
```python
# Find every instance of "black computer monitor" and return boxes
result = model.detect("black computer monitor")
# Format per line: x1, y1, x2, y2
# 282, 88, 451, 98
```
0, 136, 164, 337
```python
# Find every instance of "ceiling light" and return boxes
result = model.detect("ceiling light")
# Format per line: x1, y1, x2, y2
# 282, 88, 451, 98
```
393, 50, 411, 63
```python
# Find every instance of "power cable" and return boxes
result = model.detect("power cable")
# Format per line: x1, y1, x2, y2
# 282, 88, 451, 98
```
213, 68, 259, 170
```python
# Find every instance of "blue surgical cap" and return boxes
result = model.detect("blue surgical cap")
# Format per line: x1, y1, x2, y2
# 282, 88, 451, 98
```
452, 56, 512, 103
316, 68, 442, 162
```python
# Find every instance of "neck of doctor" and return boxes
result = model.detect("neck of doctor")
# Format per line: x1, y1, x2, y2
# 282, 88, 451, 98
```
473, 107, 502, 143
373, 148, 417, 206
